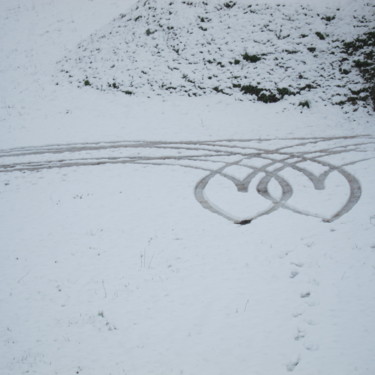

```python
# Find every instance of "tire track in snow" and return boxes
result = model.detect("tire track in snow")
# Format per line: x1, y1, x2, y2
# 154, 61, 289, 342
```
0, 135, 374, 224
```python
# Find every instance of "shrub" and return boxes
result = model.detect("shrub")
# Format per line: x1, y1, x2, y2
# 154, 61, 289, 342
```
284, 50, 298, 54
242, 53, 261, 63
299, 83, 315, 91
240, 84, 263, 96
224, 1, 236, 9
342, 31, 375, 110
370, 85, 375, 110
213, 86, 226, 94
108, 82, 119, 89
145, 28, 156, 36
354, 60, 373, 68
343, 31, 375, 55
258, 92, 279, 103
322, 15, 335, 22
340, 68, 350, 75
277, 87, 295, 98
240, 84, 299, 103
298, 100, 310, 109
240, 85, 280, 103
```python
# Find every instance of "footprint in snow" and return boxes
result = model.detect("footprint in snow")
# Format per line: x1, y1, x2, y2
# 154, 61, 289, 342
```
286, 356, 300, 372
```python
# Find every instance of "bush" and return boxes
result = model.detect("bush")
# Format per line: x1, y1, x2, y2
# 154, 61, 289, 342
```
321, 15, 335, 22
258, 92, 279, 103
224, 1, 236, 9
370, 85, 375, 110
108, 82, 119, 89
277, 87, 295, 98
315, 32, 326, 40
354, 60, 372, 68
298, 100, 310, 109
145, 28, 156, 36
342, 31, 375, 110
242, 53, 261, 63
240, 85, 281, 103
240, 84, 263, 96
343, 31, 375, 55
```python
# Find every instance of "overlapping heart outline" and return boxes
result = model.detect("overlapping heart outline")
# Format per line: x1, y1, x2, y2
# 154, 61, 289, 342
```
194, 149, 362, 224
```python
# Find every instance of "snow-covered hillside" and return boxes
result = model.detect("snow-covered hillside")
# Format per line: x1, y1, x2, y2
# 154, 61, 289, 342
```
58, 0, 374, 110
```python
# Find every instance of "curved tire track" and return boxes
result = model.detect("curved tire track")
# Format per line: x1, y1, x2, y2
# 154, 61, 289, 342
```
0, 135, 374, 224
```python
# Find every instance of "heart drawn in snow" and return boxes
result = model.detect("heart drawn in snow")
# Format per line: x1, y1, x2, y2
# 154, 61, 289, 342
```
194, 157, 361, 224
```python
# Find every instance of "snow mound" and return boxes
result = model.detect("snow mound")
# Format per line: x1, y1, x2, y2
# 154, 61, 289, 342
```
58, 0, 374, 109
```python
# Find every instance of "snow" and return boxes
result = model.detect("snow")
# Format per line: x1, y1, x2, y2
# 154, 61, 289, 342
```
1, 0, 375, 374
57, 0, 374, 107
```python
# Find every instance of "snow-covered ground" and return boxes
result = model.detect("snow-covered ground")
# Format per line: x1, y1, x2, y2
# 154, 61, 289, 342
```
1, 1, 375, 374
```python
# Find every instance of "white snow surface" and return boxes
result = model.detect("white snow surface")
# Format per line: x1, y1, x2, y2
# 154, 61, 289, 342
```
1, 1, 375, 375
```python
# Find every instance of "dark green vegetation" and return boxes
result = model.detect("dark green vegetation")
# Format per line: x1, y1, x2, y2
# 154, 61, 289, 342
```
298, 100, 310, 109
240, 85, 299, 103
223, 1, 236, 9
240, 85, 279, 103
240, 84, 316, 104
321, 15, 335, 22
242, 53, 261, 63
315, 32, 326, 40
341, 31, 375, 109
